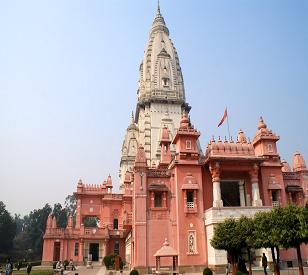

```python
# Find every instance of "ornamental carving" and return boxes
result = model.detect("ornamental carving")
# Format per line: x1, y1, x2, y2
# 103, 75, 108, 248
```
249, 164, 259, 182
209, 162, 220, 182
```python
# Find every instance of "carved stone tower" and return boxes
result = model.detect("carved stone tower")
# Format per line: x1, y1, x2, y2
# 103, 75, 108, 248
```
119, 3, 190, 189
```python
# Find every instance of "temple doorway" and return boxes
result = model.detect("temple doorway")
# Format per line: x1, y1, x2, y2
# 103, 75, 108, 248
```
89, 243, 99, 261
221, 181, 241, 206
53, 242, 60, 261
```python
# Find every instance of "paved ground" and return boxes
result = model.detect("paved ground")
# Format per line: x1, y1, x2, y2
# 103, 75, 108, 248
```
63, 266, 308, 275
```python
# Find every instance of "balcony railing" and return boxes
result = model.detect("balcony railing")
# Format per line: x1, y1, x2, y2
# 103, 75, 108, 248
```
187, 202, 194, 209
272, 201, 279, 208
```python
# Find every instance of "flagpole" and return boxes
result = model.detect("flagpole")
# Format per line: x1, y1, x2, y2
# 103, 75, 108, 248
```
226, 108, 231, 140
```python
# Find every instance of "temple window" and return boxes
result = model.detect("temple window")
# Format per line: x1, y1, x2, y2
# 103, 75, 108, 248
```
113, 218, 118, 230
188, 231, 197, 254
272, 190, 279, 207
186, 190, 194, 209
154, 192, 162, 207
74, 242, 79, 256
162, 77, 169, 87
186, 140, 192, 150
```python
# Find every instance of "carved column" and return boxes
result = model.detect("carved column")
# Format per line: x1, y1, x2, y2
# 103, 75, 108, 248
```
150, 191, 155, 208
78, 239, 84, 263
249, 164, 263, 206
162, 192, 167, 208
210, 162, 223, 207
238, 181, 246, 207
103, 240, 108, 257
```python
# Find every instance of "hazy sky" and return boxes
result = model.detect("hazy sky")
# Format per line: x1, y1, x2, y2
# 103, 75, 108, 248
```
1, 0, 308, 216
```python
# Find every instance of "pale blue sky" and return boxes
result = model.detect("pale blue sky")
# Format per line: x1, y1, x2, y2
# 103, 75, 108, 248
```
1, 1, 307, 215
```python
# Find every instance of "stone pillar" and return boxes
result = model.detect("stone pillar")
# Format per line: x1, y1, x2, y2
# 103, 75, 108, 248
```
162, 192, 167, 208
150, 192, 155, 208
239, 181, 246, 207
78, 239, 84, 263
103, 240, 108, 257
250, 164, 263, 206
210, 162, 223, 207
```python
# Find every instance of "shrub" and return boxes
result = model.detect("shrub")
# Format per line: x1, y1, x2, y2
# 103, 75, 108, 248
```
103, 254, 124, 270
235, 271, 245, 275
103, 255, 113, 269
129, 269, 139, 275
203, 267, 213, 275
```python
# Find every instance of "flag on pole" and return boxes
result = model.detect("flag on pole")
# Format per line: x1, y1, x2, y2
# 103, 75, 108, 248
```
218, 108, 228, 127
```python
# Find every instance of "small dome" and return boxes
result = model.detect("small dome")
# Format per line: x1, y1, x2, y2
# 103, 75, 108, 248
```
237, 129, 247, 143
281, 160, 291, 172
258, 116, 267, 130
293, 152, 307, 172
180, 112, 189, 129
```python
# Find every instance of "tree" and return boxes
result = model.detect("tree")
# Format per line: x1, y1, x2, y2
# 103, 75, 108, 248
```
0, 201, 17, 252
64, 194, 76, 216
252, 210, 282, 275
211, 218, 242, 274
52, 203, 68, 228
275, 205, 308, 275
23, 203, 52, 257
238, 216, 255, 275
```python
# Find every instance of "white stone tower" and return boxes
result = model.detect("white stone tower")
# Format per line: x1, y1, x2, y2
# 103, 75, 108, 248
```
119, 3, 190, 189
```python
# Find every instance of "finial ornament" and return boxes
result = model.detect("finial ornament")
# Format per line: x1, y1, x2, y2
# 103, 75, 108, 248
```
157, 0, 161, 14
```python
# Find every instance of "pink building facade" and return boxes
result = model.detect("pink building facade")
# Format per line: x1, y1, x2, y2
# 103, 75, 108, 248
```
42, 114, 308, 273
42, 4, 308, 274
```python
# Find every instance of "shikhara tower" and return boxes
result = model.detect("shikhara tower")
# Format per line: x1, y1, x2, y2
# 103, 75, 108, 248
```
119, 4, 190, 189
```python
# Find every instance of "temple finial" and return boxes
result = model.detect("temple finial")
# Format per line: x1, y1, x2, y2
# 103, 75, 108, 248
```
131, 111, 134, 124
157, 0, 161, 15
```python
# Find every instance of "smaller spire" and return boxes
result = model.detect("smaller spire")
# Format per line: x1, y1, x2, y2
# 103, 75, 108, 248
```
131, 111, 134, 124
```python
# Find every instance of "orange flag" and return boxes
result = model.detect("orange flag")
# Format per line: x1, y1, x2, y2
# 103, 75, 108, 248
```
218, 108, 228, 127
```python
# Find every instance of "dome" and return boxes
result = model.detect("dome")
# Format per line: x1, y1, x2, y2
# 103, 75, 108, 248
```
281, 160, 291, 172
180, 112, 189, 129
258, 117, 267, 130
293, 152, 307, 172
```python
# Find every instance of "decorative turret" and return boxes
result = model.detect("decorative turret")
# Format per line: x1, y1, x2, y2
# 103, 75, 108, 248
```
159, 125, 172, 166
46, 215, 53, 229
293, 152, 307, 172
52, 216, 57, 228
281, 160, 292, 172
237, 129, 247, 143
252, 116, 280, 157
66, 214, 73, 229
135, 144, 147, 168
172, 113, 200, 163
119, 111, 139, 191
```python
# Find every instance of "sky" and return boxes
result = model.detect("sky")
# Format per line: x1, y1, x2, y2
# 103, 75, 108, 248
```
0, 0, 308, 216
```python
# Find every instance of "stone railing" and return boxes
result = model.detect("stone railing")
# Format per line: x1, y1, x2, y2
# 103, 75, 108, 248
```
204, 206, 272, 226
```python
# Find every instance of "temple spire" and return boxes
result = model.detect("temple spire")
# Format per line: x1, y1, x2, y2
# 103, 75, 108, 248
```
157, 0, 161, 15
